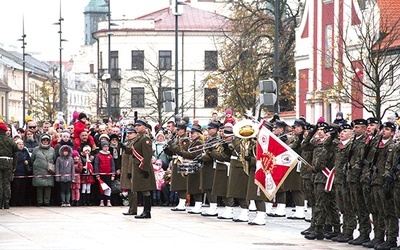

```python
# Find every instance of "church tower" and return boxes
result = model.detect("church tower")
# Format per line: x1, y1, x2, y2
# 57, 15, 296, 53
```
84, 0, 108, 45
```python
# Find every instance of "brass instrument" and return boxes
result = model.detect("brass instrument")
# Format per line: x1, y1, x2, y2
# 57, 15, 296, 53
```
233, 119, 259, 175
187, 134, 234, 153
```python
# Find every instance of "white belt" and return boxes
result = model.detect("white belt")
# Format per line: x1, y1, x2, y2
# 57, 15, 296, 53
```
230, 156, 238, 160
0, 156, 12, 160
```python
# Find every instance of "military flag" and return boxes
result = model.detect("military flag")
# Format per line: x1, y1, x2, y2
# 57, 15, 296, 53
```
254, 122, 300, 200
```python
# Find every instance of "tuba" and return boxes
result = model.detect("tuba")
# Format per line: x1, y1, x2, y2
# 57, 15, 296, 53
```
233, 119, 259, 175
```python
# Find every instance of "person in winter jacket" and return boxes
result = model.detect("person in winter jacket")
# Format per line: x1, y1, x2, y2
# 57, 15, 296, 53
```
10, 139, 31, 206
73, 113, 96, 151
55, 145, 75, 207
54, 130, 74, 158
24, 130, 38, 154
80, 145, 95, 206
71, 150, 83, 206
31, 133, 56, 206
94, 141, 115, 207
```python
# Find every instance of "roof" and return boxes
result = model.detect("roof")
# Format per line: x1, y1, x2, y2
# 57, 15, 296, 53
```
377, 0, 400, 49
134, 5, 230, 32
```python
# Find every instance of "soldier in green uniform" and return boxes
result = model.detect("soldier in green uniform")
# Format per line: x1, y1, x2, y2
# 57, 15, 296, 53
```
346, 119, 370, 245
390, 130, 400, 250
370, 122, 397, 250
131, 120, 156, 219
331, 123, 357, 243
177, 126, 204, 214
359, 118, 383, 248
305, 122, 340, 240
0, 121, 18, 209
300, 123, 317, 235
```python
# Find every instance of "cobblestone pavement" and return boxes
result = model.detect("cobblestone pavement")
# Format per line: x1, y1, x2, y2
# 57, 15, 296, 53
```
0, 205, 386, 250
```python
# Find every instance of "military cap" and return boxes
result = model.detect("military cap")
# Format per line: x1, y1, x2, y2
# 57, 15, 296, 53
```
316, 122, 329, 128
293, 119, 306, 128
366, 117, 380, 125
190, 126, 202, 134
134, 119, 147, 127
339, 123, 353, 132
323, 126, 337, 134
176, 123, 187, 130
126, 127, 137, 133
274, 120, 288, 128
207, 121, 220, 130
383, 121, 396, 131
304, 122, 315, 130
351, 119, 367, 127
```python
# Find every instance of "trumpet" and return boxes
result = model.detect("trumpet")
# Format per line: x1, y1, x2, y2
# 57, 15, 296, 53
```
188, 135, 234, 153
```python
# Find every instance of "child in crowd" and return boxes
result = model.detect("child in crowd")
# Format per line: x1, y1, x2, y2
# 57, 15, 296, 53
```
223, 108, 236, 125
80, 145, 95, 206
152, 159, 165, 206
73, 112, 96, 151
55, 145, 75, 207
71, 150, 83, 206
94, 141, 115, 207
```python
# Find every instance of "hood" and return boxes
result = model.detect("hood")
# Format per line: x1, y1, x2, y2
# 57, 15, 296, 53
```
59, 145, 73, 157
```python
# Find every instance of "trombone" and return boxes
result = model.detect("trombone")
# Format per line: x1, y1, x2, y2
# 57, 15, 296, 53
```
188, 135, 234, 153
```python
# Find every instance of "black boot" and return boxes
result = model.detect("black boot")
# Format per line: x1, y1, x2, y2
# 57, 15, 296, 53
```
305, 231, 324, 240
135, 196, 151, 219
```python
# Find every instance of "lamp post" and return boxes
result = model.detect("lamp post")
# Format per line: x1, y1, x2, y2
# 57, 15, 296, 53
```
54, 0, 67, 113
173, 0, 188, 116
18, 17, 27, 126
106, 0, 112, 120
273, 0, 280, 114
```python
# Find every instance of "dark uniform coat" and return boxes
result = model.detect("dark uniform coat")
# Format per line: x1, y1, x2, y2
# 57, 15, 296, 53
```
169, 135, 190, 191
131, 132, 156, 192
180, 137, 203, 194
209, 140, 233, 197
120, 139, 135, 190
284, 133, 303, 190
0, 131, 18, 202
200, 134, 219, 192
226, 137, 249, 199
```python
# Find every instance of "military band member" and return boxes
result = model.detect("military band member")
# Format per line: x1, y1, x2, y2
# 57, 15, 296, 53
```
131, 119, 156, 219
346, 119, 370, 245
199, 121, 221, 216
120, 127, 138, 216
285, 119, 306, 220
369, 122, 397, 250
267, 120, 288, 217
177, 126, 204, 214
169, 123, 191, 211
210, 126, 235, 219
331, 123, 356, 243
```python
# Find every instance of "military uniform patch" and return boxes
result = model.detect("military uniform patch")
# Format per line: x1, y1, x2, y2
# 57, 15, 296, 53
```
146, 140, 150, 144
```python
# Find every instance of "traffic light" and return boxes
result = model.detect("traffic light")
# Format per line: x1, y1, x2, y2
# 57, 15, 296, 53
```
259, 79, 277, 106
162, 90, 175, 112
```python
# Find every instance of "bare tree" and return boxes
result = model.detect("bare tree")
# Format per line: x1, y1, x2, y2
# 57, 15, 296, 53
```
28, 78, 59, 122
205, 0, 300, 117
327, 2, 400, 120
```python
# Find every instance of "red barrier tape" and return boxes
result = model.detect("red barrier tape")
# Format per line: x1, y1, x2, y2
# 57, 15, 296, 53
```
13, 172, 116, 179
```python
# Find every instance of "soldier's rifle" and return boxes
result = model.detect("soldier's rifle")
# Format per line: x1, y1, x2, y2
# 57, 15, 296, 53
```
343, 134, 357, 180
366, 133, 383, 190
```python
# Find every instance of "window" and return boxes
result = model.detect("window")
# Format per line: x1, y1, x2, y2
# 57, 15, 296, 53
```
131, 87, 145, 108
111, 51, 119, 69
131, 50, 144, 70
159, 50, 172, 70
204, 88, 218, 108
325, 25, 333, 68
111, 88, 120, 107
205, 51, 218, 71
89, 64, 94, 73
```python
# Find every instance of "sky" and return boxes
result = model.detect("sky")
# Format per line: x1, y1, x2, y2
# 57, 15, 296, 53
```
0, 0, 171, 61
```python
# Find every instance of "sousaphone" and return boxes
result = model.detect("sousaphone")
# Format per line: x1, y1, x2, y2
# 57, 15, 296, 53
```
233, 118, 260, 139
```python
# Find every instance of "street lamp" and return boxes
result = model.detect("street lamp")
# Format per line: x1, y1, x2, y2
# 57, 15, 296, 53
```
53, 0, 67, 113
106, 0, 112, 120
273, 0, 280, 114
18, 17, 27, 126
173, 0, 189, 115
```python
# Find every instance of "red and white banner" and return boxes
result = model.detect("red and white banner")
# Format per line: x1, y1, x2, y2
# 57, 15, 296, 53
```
254, 122, 299, 201
98, 179, 112, 196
